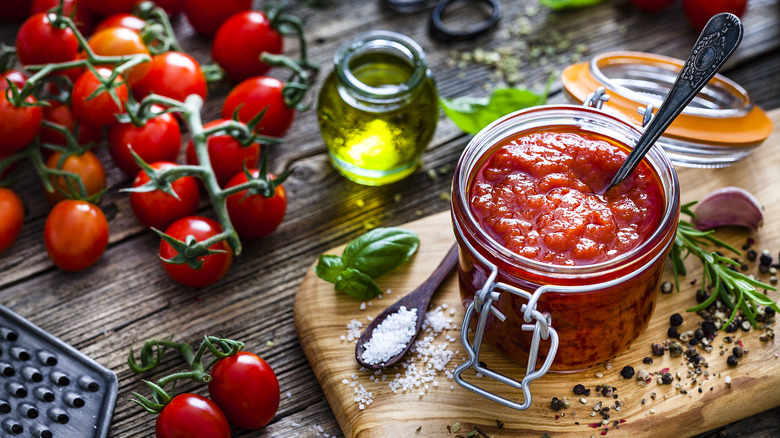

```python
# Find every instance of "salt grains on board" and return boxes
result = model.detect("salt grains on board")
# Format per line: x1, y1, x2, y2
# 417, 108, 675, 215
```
360, 306, 418, 366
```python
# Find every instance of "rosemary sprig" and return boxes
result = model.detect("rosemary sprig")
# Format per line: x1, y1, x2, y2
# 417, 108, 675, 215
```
670, 202, 779, 328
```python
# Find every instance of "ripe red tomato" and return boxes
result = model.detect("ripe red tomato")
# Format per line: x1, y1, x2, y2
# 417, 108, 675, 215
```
71, 68, 129, 126
95, 13, 145, 34
31, 0, 94, 35
208, 352, 280, 429
225, 170, 286, 240
44, 150, 106, 204
88, 26, 151, 86
154, 0, 185, 16
183, 0, 251, 37
130, 162, 200, 230
212, 11, 282, 83
0, 70, 28, 90
16, 12, 80, 66
108, 105, 181, 176
683, 0, 747, 31
0, 92, 42, 155
131, 52, 207, 102
159, 217, 233, 288
0, 188, 24, 254
185, 119, 260, 187
222, 77, 294, 138
79, 0, 136, 17
155, 394, 230, 438
41, 102, 103, 146
44, 200, 108, 272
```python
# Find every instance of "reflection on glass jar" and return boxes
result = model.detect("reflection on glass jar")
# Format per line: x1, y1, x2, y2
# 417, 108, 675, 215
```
317, 31, 438, 186
451, 106, 680, 371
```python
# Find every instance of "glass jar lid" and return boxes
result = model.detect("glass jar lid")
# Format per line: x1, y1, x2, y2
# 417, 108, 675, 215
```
562, 51, 774, 167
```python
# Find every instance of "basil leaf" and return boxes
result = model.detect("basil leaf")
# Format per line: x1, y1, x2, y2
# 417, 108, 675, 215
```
315, 254, 345, 283
440, 86, 549, 135
335, 268, 383, 299
539, 0, 604, 10
342, 227, 420, 279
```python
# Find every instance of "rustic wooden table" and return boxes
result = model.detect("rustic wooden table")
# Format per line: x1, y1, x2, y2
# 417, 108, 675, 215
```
1, 0, 779, 437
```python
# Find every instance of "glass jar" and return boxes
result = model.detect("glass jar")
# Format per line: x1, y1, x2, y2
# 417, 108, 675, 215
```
317, 31, 438, 186
450, 104, 680, 409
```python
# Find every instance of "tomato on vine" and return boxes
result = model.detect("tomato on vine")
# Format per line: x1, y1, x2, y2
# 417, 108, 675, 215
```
131, 52, 207, 102
95, 13, 146, 34
0, 70, 28, 90
0, 188, 24, 254
159, 217, 232, 288
71, 67, 130, 127
225, 170, 287, 240
155, 393, 231, 438
44, 150, 106, 205
208, 351, 280, 429
44, 200, 109, 272
16, 12, 80, 66
683, 0, 747, 31
222, 76, 294, 138
183, 0, 251, 37
185, 119, 260, 187
129, 162, 200, 231
212, 11, 282, 83
88, 26, 151, 86
31, 0, 95, 35
0, 92, 42, 155
108, 105, 181, 176
41, 102, 103, 147
79, 0, 137, 17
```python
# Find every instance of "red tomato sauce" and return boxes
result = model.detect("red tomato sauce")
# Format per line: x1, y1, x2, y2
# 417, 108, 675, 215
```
470, 129, 664, 266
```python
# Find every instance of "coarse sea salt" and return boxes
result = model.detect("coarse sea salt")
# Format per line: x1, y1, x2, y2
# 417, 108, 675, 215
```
361, 306, 418, 366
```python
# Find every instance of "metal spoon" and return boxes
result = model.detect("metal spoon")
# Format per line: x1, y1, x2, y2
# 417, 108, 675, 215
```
355, 243, 458, 369
607, 13, 744, 190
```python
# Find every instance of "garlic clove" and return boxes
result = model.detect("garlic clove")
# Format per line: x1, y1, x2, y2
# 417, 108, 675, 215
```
693, 187, 764, 231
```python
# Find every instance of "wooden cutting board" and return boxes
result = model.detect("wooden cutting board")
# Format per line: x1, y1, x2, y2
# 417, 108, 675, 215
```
294, 109, 780, 438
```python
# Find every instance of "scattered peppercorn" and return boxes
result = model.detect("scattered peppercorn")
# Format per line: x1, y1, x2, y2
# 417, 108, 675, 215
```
667, 326, 679, 339
694, 328, 704, 340
702, 321, 718, 336
642, 356, 653, 365
651, 343, 665, 356
746, 249, 757, 261
670, 313, 683, 326
688, 337, 699, 346
759, 250, 772, 266
669, 341, 684, 357
619, 366, 635, 379
732, 346, 744, 358
551, 397, 564, 411
661, 373, 674, 384
695, 289, 709, 304
759, 264, 770, 274
767, 306, 777, 317
573, 384, 587, 395
724, 323, 737, 333
727, 355, 739, 367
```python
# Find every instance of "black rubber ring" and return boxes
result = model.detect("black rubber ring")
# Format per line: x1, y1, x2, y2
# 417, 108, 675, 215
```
381, 0, 436, 14
429, 0, 502, 42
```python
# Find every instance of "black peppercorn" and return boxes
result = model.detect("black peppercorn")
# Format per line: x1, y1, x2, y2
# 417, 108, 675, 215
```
620, 366, 635, 379
642, 356, 653, 365
550, 397, 564, 411
694, 328, 704, 340
727, 355, 739, 367
732, 346, 744, 358
724, 323, 737, 333
759, 264, 770, 274
746, 249, 757, 261
688, 337, 699, 346
660, 281, 674, 294
651, 343, 665, 356
759, 251, 772, 266
661, 373, 674, 384
766, 306, 777, 318
573, 384, 587, 395
702, 321, 718, 336
695, 289, 709, 304
669, 313, 683, 327
667, 326, 679, 339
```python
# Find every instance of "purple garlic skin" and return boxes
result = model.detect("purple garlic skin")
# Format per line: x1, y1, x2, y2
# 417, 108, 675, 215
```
693, 187, 764, 231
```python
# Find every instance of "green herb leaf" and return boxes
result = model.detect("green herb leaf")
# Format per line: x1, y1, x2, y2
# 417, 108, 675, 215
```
314, 254, 345, 283
440, 85, 549, 135
342, 227, 420, 279
539, 0, 604, 10
335, 268, 383, 299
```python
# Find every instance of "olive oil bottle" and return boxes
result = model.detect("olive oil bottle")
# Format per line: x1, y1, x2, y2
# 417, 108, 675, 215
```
317, 31, 438, 186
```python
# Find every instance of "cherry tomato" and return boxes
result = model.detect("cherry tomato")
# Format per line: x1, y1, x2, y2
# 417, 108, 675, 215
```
154, 0, 185, 16
44, 150, 106, 205
95, 13, 145, 34
131, 52, 207, 102
16, 12, 80, 66
108, 105, 181, 176
225, 170, 286, 240
79, 0, 136, 17
44, 200, 108, 272
208, 352, 280, 429
222, 76, 294, 138
155, 394, 230, 438
40, 102, 103, 147
88, 26, 151, 86
683, 0, 747, 31
0, 188, 24, 254
183, 0, 251, 37
0, 70, 28, 91
31, 0, 94, 35
71, 68, 129, 127
159, 217, 232, 288
0, 92, 42, 155
185, 119, 260, 187
212, 11, 282, 83
130, 162, 200, 230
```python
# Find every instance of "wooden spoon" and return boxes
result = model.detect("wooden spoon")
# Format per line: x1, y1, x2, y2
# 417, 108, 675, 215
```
355, 243, 458, 370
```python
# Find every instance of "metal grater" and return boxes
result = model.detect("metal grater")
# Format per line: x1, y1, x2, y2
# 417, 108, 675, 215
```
0, 305, 117, 437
